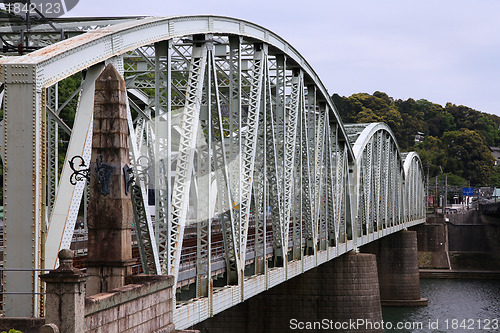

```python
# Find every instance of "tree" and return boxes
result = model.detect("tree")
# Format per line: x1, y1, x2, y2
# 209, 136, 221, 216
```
332, 91, 500, 186
489, 168, 500, 188
441, 129, 494, 185
416, 136, 446, 177
474, 115, 500, 146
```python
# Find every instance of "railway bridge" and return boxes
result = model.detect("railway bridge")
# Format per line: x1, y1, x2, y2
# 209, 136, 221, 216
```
0, 15, 425, 330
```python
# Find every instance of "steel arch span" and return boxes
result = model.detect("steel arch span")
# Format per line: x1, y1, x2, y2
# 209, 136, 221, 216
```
403, 152, 426, 222
346, 123, 425, 247
0, 16, 426, 324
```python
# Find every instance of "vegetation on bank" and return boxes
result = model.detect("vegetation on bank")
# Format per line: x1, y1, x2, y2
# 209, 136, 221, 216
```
333, 92, 500, 187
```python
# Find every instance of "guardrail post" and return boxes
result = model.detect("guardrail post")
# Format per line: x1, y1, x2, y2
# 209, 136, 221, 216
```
40, 249, 87, 333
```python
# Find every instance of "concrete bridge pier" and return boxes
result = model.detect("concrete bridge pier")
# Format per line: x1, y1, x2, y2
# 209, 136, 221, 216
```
196, 252, 383, 332
361, 230, 428, 306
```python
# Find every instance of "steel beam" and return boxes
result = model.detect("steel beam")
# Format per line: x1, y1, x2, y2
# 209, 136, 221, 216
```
44, 64, 104, 271
2, 63, 42, 316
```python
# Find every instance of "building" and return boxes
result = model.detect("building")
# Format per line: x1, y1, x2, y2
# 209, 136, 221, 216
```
489, 146, 500, 166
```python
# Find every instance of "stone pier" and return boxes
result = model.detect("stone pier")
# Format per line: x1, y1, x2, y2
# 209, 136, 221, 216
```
86, 63, 135, 295
361, 230, 428, 306
196, 252, 383, 333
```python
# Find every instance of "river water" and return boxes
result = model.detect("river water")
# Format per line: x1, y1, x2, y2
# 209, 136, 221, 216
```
382, 279, 500, 332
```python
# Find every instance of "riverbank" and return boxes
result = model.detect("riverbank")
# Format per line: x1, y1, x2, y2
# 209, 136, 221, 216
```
419, 269, 500, 279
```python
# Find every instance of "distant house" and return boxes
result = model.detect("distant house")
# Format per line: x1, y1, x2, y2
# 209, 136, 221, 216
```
493, 188, 500, 200
415, 132, 424, 144
489, 146, 500, 166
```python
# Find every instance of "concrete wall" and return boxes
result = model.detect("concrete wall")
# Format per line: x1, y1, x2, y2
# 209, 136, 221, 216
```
0, 318, 45, 333
411, 211, 500, 270
410, 222, 450, 269
447, 225, 490, 252
447, 210, 482, 225
85, 275, 175, 333
412, 223, 447, 253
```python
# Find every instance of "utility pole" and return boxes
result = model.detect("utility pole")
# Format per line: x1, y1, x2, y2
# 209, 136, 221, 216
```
439, 166, 443, 215
467, 179, 471, 210
444, 174, 448, 215
426, 162, 430, 210
435, 175, 438, 215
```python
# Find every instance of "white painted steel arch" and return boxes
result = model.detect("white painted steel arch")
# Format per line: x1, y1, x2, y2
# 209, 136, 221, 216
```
403, 152, 426, 223
3, 15, 351, 144
0, 16, 425, 324
346, 123, 407, 247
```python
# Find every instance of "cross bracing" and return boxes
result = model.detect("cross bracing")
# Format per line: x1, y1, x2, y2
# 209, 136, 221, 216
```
0, 16, 426, 324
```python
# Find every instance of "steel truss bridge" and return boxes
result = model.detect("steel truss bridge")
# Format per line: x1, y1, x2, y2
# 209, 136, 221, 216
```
0, 16, 425, 328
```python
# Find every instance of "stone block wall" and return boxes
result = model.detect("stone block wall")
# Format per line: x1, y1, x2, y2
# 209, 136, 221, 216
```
84, 275, 175, 333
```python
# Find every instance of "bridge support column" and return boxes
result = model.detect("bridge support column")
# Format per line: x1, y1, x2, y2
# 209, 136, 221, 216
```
361, 230, 428, 306
196, 252, 383, 332
320, 252, 384, 333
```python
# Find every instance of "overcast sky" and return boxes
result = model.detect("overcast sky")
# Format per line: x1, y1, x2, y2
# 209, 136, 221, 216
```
63, 0, 500, 116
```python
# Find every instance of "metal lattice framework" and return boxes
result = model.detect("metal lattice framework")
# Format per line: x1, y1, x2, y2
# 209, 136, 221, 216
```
346, 123, 425, 246
403, 152, 426, 222
0, 16, 426, 325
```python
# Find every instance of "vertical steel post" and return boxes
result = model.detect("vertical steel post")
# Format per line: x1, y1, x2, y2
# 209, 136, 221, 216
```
3, 63, 42, 316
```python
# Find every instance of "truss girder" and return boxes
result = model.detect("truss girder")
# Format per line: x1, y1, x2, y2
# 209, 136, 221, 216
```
252, 56, 274, 274
235, 45, 265, 276
44, 64, 104, 270
126, 98, 161, 275
267, 54, 285, 263
282, 71, 301, 253
348, 123, 414, 241
46, 84, 58, 220
403, 152, 426, 221
301, 90, 316, 255
196, 47, 217, 298
150, 40, 173, 278
264, 64, 283, 265
314, 105, 327, 249
327, 123, 339, 246
336, 144, 347, 243
167, 43, 208, 284
221, 36, 242, 285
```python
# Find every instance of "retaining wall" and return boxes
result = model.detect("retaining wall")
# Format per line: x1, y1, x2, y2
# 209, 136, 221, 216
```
85, 275, 175, 333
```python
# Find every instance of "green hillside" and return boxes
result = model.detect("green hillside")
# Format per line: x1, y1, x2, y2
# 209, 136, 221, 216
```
332, 92, 500, 187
